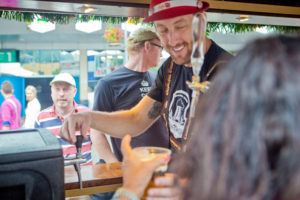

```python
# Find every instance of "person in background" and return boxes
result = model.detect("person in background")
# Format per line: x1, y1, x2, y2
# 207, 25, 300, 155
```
60, 0, 231, 198
23, 85, 41, 128
90, 26, 169, 200
0, 81, 22, 130
114, 35, 300, 200
91, 26, 169, 164
35, 73, 92, 165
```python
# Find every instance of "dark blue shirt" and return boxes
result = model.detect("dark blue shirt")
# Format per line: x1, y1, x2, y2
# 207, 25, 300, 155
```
93, 67, 170, 161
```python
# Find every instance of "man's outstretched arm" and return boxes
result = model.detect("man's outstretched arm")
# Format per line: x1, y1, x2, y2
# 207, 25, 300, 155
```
59, 95, 163, 144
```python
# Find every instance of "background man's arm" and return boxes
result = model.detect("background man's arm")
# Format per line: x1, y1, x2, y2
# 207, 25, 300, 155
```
1, 104, 11, 130
90, 129, 119, 163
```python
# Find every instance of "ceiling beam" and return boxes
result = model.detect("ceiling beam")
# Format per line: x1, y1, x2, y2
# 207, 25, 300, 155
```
0, 0, 299, 18
206, 0, 300, 18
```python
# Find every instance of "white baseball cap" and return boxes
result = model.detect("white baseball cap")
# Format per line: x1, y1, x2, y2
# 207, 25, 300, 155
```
50, 73, 76, 87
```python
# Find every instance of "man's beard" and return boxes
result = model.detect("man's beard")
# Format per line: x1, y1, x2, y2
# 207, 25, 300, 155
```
167, 41, 193, 66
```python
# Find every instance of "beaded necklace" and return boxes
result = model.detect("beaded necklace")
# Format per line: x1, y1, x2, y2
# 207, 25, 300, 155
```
162, 59, 189, 151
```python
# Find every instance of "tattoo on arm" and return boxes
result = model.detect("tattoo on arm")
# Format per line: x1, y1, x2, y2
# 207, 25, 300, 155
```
148, 101, 163, 119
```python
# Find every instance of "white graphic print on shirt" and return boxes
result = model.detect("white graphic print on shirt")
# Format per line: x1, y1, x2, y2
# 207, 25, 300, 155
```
140, 80, 151, 97
168, 90, 190, 138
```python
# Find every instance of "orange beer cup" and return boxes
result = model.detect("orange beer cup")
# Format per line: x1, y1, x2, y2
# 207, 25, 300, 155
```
132, 146, 171, 199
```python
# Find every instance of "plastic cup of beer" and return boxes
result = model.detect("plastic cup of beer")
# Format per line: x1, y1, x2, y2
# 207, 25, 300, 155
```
132, 146, 171, 199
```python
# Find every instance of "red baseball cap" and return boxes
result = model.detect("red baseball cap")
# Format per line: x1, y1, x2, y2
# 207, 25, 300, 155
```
143, 0, 209, 23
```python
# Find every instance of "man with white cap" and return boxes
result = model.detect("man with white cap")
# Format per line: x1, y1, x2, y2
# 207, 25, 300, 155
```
35, 73, 92, 165
60, 0, 230, 198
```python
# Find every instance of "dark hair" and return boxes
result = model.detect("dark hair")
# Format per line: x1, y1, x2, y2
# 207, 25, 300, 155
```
170, 35, 300, 200
1, 81, 13, 94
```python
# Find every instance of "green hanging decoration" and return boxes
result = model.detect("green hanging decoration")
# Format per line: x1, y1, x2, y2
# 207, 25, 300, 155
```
0, 11, 133, 24
207, 22, 299, 34
0, 10, 299, 34
1, 11, 35, 23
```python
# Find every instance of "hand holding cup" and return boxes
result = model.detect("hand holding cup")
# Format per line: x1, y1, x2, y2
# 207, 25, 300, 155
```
121, 135, 171, 198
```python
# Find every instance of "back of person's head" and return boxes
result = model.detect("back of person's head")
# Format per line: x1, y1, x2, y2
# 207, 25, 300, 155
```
25, 85, 37, 96
1, 81, 13, 95
127, 26, 159, 53
171, 35, 300, 200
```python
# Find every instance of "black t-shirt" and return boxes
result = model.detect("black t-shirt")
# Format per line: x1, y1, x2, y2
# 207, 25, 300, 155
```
148, 40, 231, 149
93, 67, 169, 161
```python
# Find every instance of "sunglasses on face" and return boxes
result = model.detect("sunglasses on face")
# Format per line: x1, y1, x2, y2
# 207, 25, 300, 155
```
149, 42, 163, 51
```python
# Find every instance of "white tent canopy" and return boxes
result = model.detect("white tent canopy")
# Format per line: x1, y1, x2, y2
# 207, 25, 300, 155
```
0, 63, 37, 77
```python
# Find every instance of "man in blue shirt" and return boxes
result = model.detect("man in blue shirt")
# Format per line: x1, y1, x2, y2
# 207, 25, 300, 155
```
92, 27, 169, 165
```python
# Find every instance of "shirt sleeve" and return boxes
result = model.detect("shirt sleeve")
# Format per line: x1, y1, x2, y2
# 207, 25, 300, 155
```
93, 79, 114, 112
1, 102, 11, 125
147, 58, 170, 103
34, 121, 39, 128
34, 112, 41, 128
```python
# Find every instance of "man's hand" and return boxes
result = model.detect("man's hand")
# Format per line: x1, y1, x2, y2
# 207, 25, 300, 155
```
146, 173, 183, 200
121, 135, 170, 198
59, 111, 91, 144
